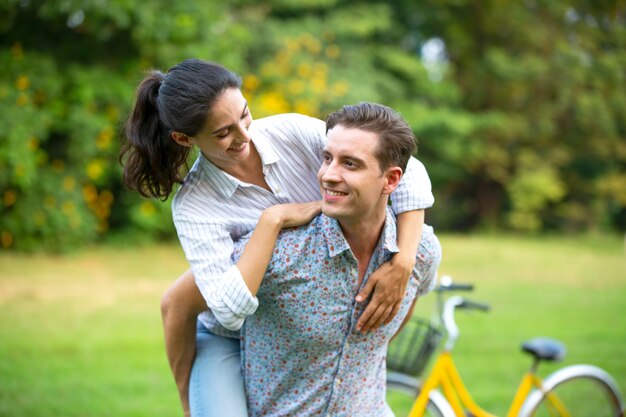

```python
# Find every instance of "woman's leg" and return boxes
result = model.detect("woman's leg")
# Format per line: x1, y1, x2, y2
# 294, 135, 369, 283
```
189, 322, 248, 417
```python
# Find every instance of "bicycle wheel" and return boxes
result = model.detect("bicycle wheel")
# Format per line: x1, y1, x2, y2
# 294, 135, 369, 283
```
519, 365, 624, 417
386, 372, 452, 417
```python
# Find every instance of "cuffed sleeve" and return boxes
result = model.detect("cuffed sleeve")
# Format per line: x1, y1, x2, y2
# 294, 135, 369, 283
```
174, 210, 259, 330
205, 264, 259, 330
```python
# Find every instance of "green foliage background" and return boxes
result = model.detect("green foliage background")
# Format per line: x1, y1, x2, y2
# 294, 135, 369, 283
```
1, 0, 625, 251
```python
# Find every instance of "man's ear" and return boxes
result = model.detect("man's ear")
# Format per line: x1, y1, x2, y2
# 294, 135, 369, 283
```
171, 131, 194, 148
382, 166, 403, 195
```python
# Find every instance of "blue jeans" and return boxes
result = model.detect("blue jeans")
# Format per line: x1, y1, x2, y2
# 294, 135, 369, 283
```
189, 321, 248, 417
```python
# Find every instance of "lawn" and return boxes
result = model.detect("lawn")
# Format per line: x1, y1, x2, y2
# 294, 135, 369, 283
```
0, 233, 624, 416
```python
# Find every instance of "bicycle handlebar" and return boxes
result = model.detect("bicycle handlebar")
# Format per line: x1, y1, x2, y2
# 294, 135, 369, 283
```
458, 299, 490, 311
443, 295, 490, 351
435, 275, 474, 292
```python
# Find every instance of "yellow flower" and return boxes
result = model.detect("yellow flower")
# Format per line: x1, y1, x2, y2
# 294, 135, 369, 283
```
303, 36, 322, 54
294, 100, 318, 117
16, 93, 28, 106
284, 37, 300, 52
311, 76, 327, 92
62, 201, 76, 215
28, 137, 39, 151
3, 190, 16, 207
96, 204, 111, 219
243, 75, 260, 92
314, 62, 329, 76
288, 80, 305, 95
332, 81, 349, 97
86, 159, 105, 181
99, 189, 114, 205
297, 63, 313, 78
139, 201, 156, 216
326, 45, 341, 59
106, 105, 120, 122
63, 176, 76, 191
258, 92, 290, 115
16, 75, 30, 90
96, 127, 113, 150
1, 231, 13, 248
83, 184, 98, 204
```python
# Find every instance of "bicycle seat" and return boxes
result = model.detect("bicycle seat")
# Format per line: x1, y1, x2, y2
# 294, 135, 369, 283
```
521, 337, 566, 362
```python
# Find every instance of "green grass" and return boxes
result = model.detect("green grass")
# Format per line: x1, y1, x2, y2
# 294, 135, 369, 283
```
1, 234, 625, 417
389, 233, 626, 416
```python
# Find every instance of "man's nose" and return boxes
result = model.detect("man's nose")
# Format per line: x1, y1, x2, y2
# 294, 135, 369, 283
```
321, 161, 341, 182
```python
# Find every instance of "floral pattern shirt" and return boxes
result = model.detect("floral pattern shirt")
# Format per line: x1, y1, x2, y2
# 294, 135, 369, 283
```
235, 209, 441, 417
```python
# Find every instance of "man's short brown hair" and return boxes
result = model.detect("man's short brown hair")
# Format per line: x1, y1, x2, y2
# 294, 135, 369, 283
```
325, 102, 417, 173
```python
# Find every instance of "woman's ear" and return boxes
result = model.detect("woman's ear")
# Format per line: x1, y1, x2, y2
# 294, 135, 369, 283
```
171, 131, 194, 148
382, 166, 403, 195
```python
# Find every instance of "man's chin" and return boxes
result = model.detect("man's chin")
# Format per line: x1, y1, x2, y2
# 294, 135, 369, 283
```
321, 205, 343, 219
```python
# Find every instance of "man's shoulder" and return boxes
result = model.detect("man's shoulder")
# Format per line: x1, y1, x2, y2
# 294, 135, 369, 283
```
277, 213, 326, 241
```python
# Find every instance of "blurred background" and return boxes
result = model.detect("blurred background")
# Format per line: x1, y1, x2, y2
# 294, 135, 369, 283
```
1, 0, 625, 250
0, 1, 625, 416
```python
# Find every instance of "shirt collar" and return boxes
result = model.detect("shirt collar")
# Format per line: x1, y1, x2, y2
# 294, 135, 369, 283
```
197, 128, 280, 199
321, 208, 399, 258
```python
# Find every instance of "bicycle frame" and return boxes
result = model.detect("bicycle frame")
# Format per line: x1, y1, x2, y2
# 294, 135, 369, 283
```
407, 351, 571, 417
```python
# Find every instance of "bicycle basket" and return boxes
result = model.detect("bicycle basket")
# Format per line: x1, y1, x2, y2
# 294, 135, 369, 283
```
387, 317, 442, 376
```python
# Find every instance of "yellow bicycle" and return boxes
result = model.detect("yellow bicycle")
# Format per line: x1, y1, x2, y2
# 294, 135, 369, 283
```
386, 277, 625, 417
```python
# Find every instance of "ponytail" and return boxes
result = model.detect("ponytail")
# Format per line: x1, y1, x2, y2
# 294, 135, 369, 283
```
120, 71, 191, 200
120, 59, 242, 199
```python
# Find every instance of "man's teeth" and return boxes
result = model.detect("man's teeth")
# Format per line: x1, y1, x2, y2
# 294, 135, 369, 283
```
326, 190, 347, 196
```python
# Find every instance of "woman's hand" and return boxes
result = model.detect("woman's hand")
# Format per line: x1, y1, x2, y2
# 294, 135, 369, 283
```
355, 252, 415, 332
262, 201, 322, 229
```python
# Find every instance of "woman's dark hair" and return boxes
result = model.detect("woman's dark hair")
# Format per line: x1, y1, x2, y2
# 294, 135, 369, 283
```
325, 102, 417, 173
120, 59, 242, 199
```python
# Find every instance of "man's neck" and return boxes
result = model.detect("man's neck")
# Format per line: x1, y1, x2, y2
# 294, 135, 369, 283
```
339, 207, 388, 283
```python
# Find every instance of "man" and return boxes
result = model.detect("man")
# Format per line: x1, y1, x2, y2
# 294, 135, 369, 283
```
234, 102, 442, 416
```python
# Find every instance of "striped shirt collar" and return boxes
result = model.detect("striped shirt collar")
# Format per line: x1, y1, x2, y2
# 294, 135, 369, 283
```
196, 130, 280, 199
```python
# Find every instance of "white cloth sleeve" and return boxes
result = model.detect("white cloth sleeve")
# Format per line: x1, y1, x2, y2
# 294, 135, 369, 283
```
390, 156, 435, 214
174, 213, 259, 331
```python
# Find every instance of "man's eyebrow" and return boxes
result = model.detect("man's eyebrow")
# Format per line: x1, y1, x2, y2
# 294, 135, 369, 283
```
322, 149, 366, 165
210, 101, 248, 135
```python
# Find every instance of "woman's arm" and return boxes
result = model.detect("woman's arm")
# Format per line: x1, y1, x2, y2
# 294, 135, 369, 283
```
354, 155, 433, 332
164, 201, 321, 416
236, 201, 321, 295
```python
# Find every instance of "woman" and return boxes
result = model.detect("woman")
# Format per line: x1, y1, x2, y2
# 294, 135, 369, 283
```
120, 58, 434, 417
